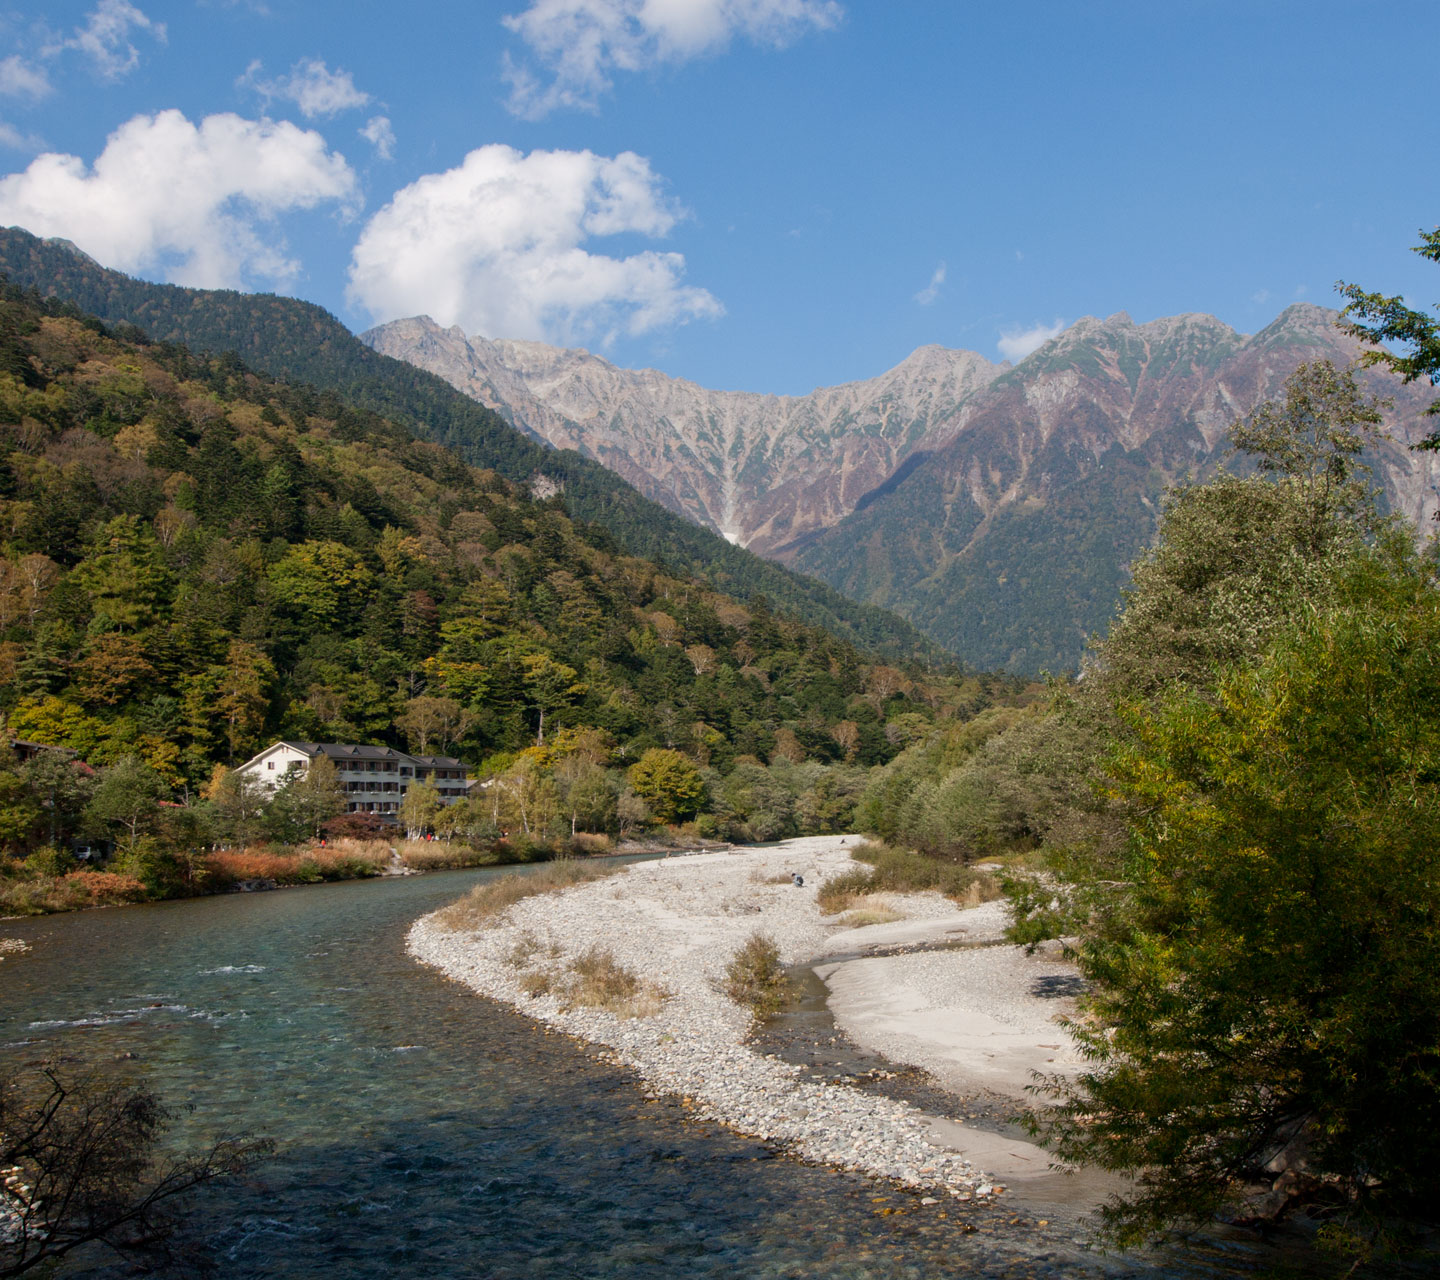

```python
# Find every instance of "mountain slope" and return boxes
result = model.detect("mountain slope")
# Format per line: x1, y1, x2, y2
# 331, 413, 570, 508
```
363, 316, 1003, 555
0, 282, 989, 799
368, 302, 1439, 673
0, 226, 940, 662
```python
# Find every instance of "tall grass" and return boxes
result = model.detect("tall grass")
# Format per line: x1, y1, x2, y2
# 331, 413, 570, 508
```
397, 840, 502, 870
432, 859, 617, 931
817, 840, 1001, 915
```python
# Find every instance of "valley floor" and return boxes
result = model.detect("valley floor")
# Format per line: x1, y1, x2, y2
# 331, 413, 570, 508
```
408, 835, 1107, 1209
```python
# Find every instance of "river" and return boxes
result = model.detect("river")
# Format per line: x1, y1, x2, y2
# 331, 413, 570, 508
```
0, 868, 1349, 1278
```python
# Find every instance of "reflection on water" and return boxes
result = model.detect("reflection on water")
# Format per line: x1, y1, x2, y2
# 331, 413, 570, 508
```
0, 871, 1314, 1277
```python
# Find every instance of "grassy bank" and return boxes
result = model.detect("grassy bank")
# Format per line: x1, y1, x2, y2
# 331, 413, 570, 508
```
0, 834, 601, 918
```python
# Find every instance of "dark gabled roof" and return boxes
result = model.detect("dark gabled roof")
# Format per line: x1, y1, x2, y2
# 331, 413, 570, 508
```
410, 753, 465, 770
245, 741, 468, 773
310, 742, 410, 761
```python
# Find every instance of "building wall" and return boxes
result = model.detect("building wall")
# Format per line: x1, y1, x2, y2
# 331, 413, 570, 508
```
238, 743, 470, 820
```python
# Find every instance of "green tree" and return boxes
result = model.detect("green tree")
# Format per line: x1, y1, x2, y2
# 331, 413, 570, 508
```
83, 755, 169, 853
267, 755, 344, 843
0, 741, 42, 852
520, 654, 584, 746
553, 755, 616, 836
1034, 549, 1440, 1246
626, 748, 705, 824
21, 748, 95, 850
71, 516, 171, 631
399, 773, 442, 837
1228, 359, 1387, 546
202, 765, 269, 848
268, 540, 374, 631
396, 694, 474, 755
1338, 224, 1440, 424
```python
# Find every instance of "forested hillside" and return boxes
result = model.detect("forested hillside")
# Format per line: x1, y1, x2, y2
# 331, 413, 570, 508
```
0, 226, 936, 661
0, 284, 1021, 871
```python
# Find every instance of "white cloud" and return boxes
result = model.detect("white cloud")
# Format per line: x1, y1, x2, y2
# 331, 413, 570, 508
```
0, 109, 358, 288
348, 144, 723, 344
240, 57, 371, 119
997, 319, 1066, 363
0, 121, 45, 151
502, 0, 842, 117
0, 56, 51, 100
359, 114, 395, 160
57, 0, 166, 80
914, 260, 945, 306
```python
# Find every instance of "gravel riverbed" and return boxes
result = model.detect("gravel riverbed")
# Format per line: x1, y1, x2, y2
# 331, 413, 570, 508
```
409, 836, 1023, 1206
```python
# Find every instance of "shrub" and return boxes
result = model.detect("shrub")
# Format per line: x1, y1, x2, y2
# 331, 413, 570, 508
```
818, 841, 1001, 914
723, 932, 796, 1019
0, 870, 148, 915
63, 870, 148, 905
25, 846, 77, 877
816, 866, 875, 915
322, 812, 391, 840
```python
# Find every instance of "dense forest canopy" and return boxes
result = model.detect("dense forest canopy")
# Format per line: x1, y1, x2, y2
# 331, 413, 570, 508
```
0, 280, 1028, 868
0, 227, 940, 663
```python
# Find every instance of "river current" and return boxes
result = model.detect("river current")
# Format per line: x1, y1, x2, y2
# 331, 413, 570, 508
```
0, 868, 1362, 1278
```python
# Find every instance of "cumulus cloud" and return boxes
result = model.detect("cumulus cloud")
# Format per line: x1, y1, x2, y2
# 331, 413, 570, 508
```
502, 0, 842, 117
239, 57, 371, 119
348, 144, 723, 344
0, 109, 358, 288
54, 0, 166, 80
914, 261, 945, 306
0, 56, 52, 100
359, 114, 396, 160
997, 319, 1066, 363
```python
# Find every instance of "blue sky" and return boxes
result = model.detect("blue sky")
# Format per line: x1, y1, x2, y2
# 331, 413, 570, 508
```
1, 0, 1436, 395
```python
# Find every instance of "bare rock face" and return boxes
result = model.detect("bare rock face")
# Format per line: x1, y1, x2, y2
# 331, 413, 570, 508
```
364, 306, 1439, 672
361, 317, 1004, 556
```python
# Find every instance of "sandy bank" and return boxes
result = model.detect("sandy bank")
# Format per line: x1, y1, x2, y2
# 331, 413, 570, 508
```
408, 835, 1089, 1204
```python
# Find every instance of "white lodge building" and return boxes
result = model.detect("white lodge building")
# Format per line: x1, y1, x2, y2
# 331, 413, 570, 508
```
237, 741, 470, 819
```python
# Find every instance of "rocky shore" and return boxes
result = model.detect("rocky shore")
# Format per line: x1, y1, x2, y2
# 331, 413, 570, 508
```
408, 835, 1084, 1207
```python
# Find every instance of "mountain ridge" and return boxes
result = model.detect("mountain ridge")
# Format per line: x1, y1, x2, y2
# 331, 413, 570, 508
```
366, 301, 1439, 672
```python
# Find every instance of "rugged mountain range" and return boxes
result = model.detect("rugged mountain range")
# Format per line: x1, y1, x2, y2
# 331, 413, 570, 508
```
365, 305, 1439, 672
363, 317, 1002, 557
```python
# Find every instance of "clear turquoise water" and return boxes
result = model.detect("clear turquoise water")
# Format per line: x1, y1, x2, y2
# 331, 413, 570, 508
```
0, 870, 1317, 1277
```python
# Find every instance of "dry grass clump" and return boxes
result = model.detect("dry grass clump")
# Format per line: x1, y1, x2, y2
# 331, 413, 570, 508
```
818, 840, 1001, 916
512, 946, 665, 1017
723, 931, 797, 1020
837, 904, 904, 927
432, 859, 617, 931
560, 947, 667, 1018
750, 868, 802, 886
518, 969, 555, 998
